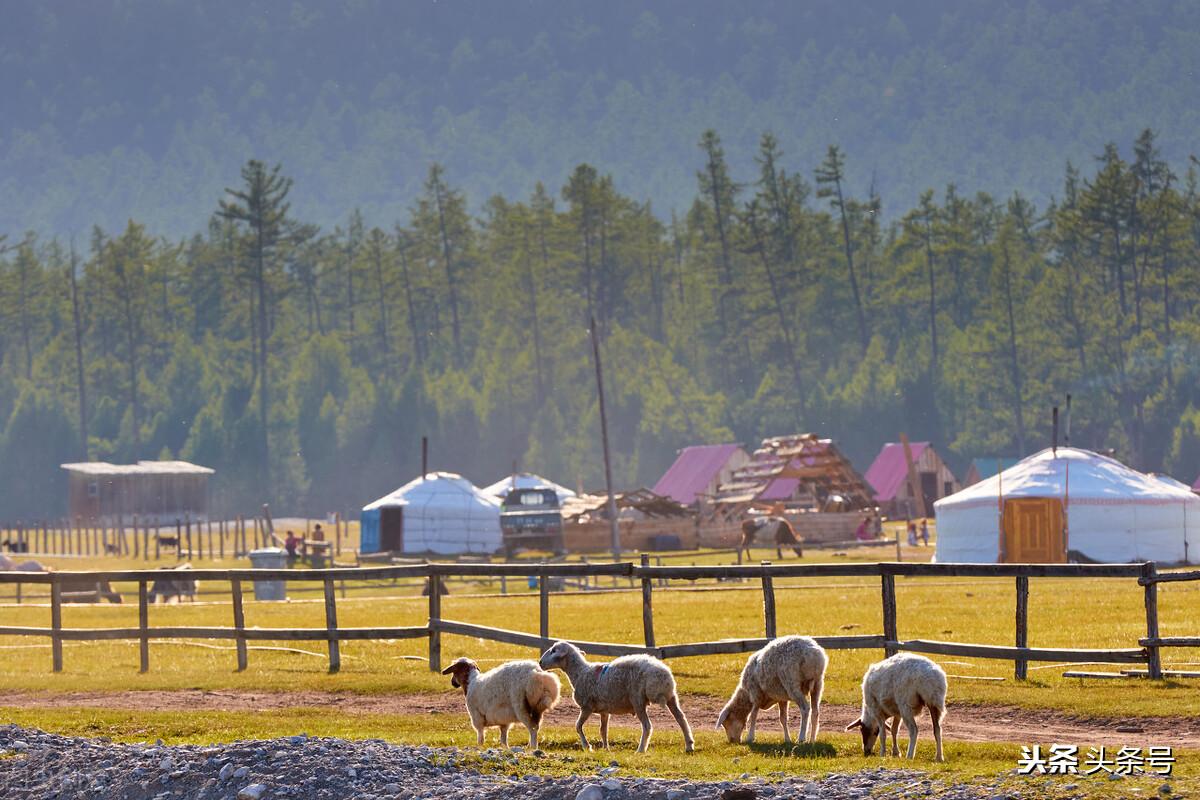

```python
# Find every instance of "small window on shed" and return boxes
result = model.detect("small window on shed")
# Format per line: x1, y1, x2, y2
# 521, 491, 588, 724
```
87, 481, 100, 498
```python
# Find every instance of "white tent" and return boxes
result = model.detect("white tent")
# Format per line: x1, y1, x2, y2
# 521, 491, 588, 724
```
935, 447, 1200, 564
482, 472, 576, 503
361, 472, 502, 555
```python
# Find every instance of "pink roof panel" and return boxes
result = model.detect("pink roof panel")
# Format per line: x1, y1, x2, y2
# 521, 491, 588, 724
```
653, 444, 742, 505
864, 442, 929, 502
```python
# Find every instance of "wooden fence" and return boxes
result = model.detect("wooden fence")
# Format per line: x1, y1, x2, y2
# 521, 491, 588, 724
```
0, 559, 1191, 679
0, 513, 348, 561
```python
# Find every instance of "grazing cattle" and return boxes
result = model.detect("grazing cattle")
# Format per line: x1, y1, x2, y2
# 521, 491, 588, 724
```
59, 576, 123, 604
740, 516, 804, 559
147, 562, 199, 603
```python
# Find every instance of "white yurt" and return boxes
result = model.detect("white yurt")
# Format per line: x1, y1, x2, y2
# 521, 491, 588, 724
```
359, 472, 501, 555
935, 447, 1200, 564
482, 472, 576, 504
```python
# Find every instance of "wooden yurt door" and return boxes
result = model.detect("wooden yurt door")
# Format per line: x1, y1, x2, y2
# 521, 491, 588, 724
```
1002, 498, 1066, 563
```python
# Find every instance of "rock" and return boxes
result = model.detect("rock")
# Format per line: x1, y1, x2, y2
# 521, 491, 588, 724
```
10, 741, 28, 751
721, 789, 757, 800
238, 784, 268, 800
575, 784, 605, 800
384, 782, 402, 793
234, 766, 251, 779
1160, 785, 1173, 795
602, 778, 621, 791
219, 763, 235, 781
598, 766, 620, 776
1115, 725, 1145, 733
667, 791, 688, 800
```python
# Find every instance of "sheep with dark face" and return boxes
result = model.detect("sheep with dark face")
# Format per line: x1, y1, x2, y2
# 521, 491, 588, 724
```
717, 635, 827, 745
538, 641, 694, 753
442, 657, 561, 749
846, 652, 947, 761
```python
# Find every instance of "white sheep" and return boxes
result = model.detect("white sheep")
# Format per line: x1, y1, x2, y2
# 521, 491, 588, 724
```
716, 635, 827, 745
538, 641, 694, 753
442, 657, 561, 749
845, 652, 947, 761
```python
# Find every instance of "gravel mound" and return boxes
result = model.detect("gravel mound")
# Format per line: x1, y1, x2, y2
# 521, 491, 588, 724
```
1, 725, 1004, 799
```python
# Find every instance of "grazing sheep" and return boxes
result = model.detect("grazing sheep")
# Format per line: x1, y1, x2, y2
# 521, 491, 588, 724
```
442, 657, 561, 749
717, 635, 827, 745
845, 652, 947, 761
539, 641, 694, 753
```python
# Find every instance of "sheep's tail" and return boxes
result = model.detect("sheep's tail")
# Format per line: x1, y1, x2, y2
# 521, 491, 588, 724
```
526, 670, 562, 718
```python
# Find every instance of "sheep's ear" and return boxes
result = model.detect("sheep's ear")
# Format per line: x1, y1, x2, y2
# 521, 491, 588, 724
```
845, 718, 863, 731
440, 659, 464, 676
715, 708, 728, 729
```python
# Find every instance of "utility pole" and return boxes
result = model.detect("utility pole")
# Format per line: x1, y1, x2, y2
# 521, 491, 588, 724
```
590, 317, 621, 558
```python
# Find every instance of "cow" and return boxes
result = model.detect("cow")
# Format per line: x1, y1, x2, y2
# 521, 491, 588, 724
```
740, 516, 804, 560
147, 562, 199, 603
59, 576, 123, 603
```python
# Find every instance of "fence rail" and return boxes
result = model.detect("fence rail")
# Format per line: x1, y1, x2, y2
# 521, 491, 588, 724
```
0, 560, 1194, 679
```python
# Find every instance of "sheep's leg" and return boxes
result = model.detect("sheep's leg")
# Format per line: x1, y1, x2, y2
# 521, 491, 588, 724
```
792, 695, 810, 746
665, 694, 695, 753
475, 725, 485, 746
526, 723, 539, 751
635, 707, 654, 753
889, 717, 900, 757
903, 716, 919, 760
599, 713, 610, 749
930, 707, 944, 763
777, 700, 791, 745
575, 708, 593, 751
878, 719, 887, 757
808, 679, 823, 742
499, 724, 510, 748
745, 704, 760, 744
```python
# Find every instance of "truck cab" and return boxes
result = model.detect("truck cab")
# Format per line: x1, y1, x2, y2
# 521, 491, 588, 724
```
499, 487, 564, 557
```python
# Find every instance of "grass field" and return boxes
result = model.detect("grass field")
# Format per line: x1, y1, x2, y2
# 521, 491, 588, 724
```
3, 568, 1199, 717
5, 537, 1199, 798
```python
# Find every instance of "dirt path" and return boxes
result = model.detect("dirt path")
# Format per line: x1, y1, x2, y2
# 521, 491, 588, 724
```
5, 689, 1198, 748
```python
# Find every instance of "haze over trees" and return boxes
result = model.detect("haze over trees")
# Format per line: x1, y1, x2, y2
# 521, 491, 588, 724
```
4, 1, 1200, 236
2, 128, 1199, 516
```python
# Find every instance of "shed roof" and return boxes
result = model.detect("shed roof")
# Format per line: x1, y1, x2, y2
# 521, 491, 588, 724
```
652, 444, 744, 505
61, 460, 214, 476
864, 442, 930, 502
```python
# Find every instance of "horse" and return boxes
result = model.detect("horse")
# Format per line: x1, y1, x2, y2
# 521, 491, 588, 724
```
739, 516, 804, 559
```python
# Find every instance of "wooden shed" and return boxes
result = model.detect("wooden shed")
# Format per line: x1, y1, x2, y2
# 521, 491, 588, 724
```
61, 461, 214, 526
864, 442, 960, 518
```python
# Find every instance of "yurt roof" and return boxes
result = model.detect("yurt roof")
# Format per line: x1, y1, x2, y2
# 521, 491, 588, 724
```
934, 447, 1200, 512
364, 472, 500, 511
481, 472, 576, 502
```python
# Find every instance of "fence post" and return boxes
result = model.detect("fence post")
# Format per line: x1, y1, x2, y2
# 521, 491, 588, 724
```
881, 568, 898, 657
139, 580, 150, 673
1142, 561, 1162, 679
324, 578, 340, 674
761, 561, 777, 639
640, 554, 655, 650
231, 579, 248, 671
50, 575, 63, 672
539, 564, 550, 649
1015, 576, 1029, 680
428, 565, 442, 672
